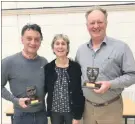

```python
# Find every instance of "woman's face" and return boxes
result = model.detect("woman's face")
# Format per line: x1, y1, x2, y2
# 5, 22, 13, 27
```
53, 38, 68, 57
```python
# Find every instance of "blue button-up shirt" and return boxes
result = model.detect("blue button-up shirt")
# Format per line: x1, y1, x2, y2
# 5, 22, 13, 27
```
76, 36, 135, 103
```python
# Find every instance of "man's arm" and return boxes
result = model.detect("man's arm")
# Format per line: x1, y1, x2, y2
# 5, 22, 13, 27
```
109, 44, 135, 89
1, 58, 19, 105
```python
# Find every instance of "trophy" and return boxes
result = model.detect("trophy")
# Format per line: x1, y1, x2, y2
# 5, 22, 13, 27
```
25, 86, 41, 106
83, 67, 101, 89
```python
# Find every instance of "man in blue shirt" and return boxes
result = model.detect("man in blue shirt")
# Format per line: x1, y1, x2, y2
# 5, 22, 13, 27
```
76, 6, 135, 124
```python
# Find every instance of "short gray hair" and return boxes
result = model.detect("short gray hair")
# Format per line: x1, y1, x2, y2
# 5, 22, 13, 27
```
85, 6, 108, 20
51, 34, 70, 55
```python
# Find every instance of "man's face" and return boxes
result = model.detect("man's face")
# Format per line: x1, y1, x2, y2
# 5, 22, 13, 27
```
86, 10, 107, 40
21, 29, 41, 55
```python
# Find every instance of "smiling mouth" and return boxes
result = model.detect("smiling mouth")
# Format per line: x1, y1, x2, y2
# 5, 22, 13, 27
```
93, 29, 101, 32
29, 46, 37, 49
57, 50, 64, 52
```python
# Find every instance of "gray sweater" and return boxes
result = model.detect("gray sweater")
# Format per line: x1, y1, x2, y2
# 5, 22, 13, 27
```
2, 52, 48, 112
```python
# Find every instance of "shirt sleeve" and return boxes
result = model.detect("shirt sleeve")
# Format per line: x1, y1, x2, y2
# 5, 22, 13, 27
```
110, 44, 135, 89
1, 58, 19, 105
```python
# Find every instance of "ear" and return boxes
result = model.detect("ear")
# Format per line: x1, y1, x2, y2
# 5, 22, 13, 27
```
52, 47, 54, 53
86, 22, 88, 27
21, 36, 24, 44
86, 22, 89, 31
105, 20, 108, 26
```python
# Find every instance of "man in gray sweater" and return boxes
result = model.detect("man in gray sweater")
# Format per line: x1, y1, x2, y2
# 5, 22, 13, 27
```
2, 24, 48, 124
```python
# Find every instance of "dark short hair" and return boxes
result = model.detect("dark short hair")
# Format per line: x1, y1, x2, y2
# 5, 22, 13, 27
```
21, 23, 43, 41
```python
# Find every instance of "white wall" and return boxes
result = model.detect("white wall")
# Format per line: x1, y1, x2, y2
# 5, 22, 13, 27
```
2, 11, 135, 59
2, 8, 135, 93
2, 1, 134, 9
2, 7, 135, 123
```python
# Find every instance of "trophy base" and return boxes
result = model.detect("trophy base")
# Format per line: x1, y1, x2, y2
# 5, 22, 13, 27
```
83, 82, 101, 89
26, 99, 41, 106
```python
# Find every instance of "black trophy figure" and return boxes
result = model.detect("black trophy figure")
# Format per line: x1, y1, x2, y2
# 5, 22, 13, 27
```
26, 86, 41, 106
83, 67, 100, 89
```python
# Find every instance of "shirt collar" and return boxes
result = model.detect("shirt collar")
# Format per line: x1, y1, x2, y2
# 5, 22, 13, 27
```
87, 36, 108, 48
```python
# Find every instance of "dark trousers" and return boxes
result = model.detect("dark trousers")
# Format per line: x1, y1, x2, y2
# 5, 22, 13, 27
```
13, 109, 48, 124
51, 112, 73, 124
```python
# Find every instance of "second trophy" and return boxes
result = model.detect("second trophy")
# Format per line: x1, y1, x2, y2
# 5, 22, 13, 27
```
83, 67, 101, 89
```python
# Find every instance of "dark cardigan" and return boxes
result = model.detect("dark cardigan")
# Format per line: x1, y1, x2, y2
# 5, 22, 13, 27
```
44, 59, 85, 120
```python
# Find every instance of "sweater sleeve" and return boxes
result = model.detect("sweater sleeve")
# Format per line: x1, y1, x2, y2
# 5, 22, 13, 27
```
1, 58, 19, 105
72, 63, 85, 120
44, 65, 48, 94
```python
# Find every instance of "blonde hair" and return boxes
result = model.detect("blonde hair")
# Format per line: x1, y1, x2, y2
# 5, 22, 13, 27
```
85, 6, 108, 21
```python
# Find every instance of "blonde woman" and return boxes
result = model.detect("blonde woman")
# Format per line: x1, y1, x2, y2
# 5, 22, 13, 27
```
44, 34, 85, 124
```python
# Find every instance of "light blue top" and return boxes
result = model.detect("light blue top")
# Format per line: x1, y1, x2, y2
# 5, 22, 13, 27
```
76, 36, 135, 103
